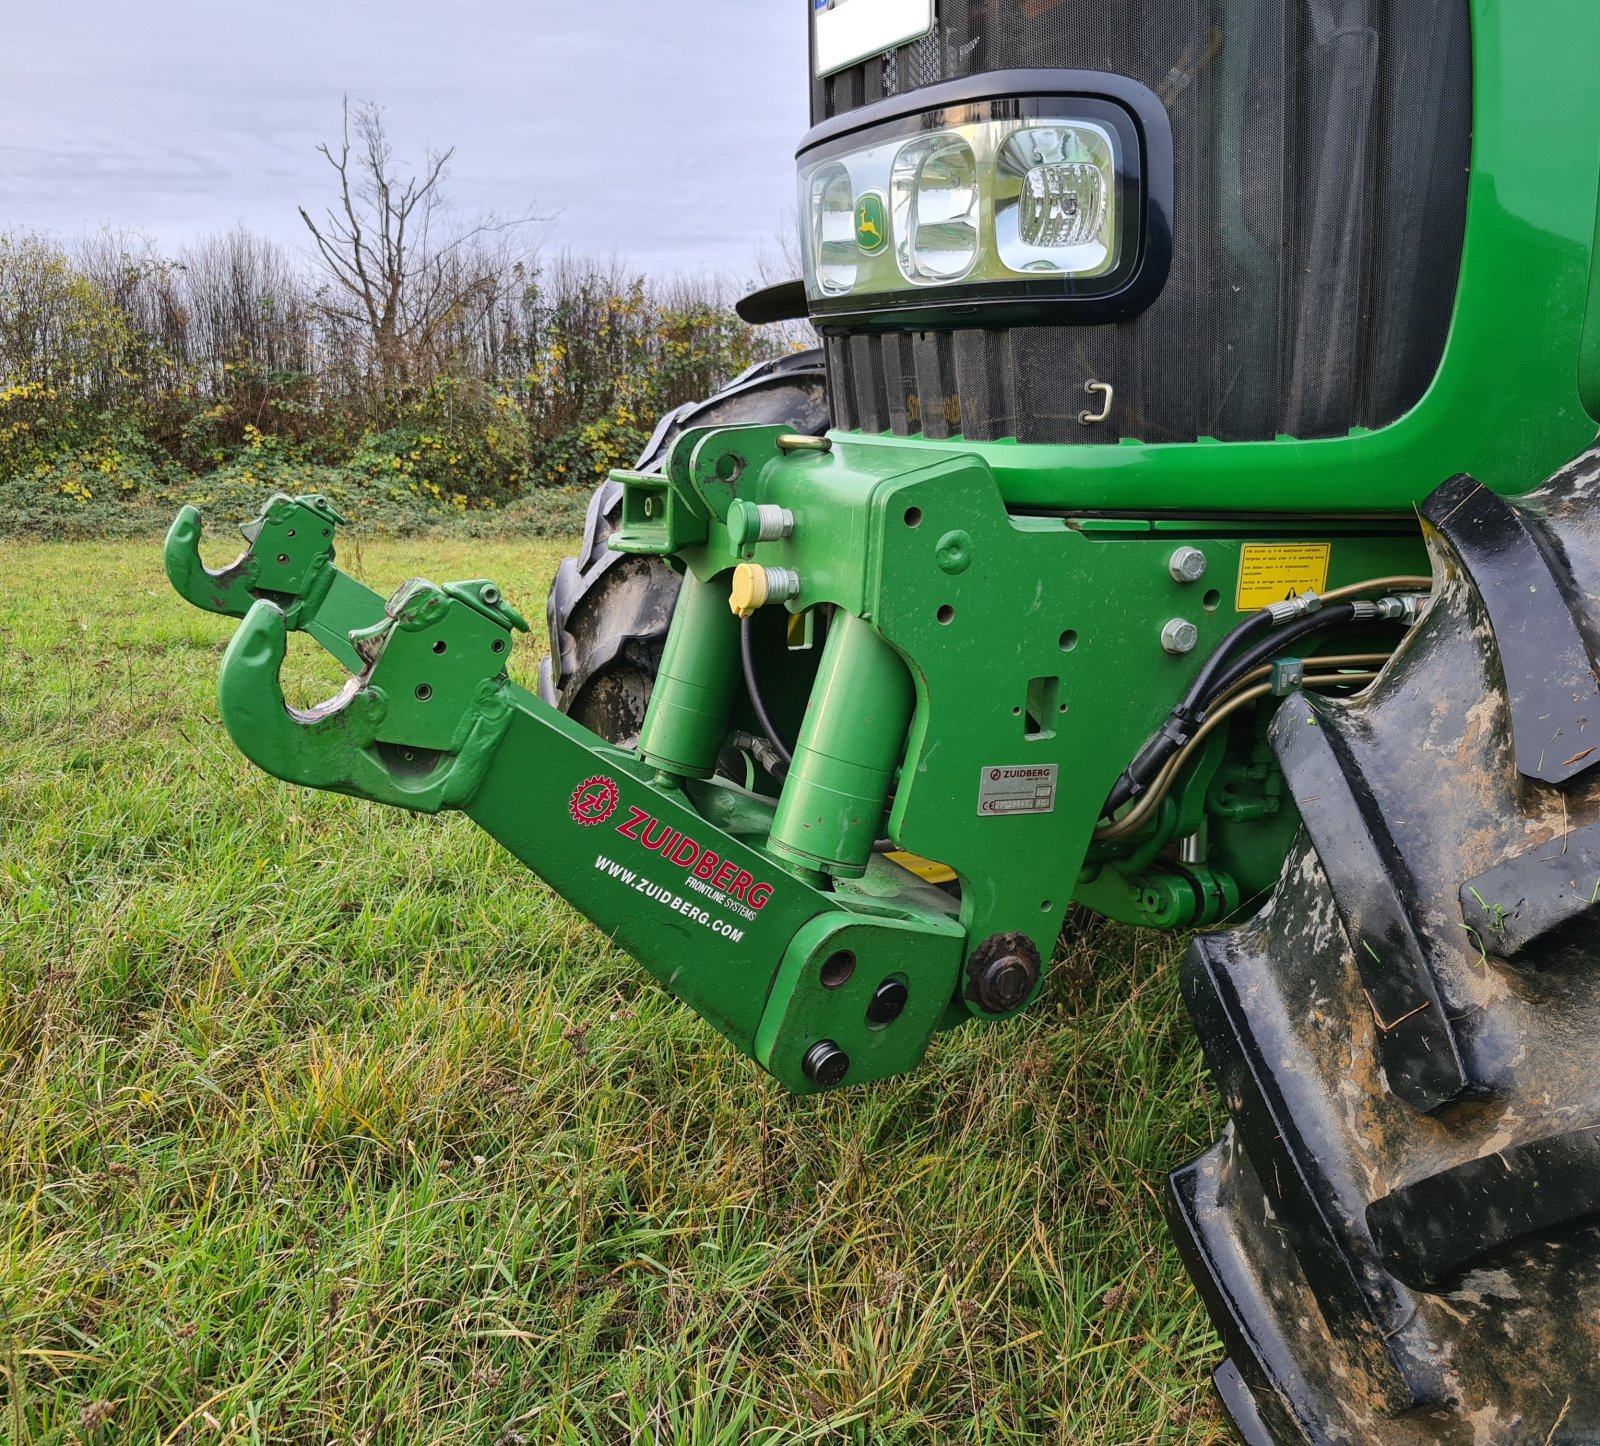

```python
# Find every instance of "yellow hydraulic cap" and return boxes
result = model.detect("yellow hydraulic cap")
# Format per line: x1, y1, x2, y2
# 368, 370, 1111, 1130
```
729, 564, 800, 618
729, 563, 769, 618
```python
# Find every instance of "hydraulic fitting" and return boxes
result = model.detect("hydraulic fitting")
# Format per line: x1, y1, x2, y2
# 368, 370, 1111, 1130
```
1161, 618, 1200, 655
1168, 546, 1208, 583
1367, 593, 1431, 625
729, 564, 801, 618
1268, 591, 1323, 624
728, 500, 796, 551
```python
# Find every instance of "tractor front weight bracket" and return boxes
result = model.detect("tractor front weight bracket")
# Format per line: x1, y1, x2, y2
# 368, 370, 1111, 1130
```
171, 496, 964, 1093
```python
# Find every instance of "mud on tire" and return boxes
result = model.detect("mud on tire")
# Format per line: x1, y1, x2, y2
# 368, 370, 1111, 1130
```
538, 351, 828, 746
1171, 449, 1600, 1443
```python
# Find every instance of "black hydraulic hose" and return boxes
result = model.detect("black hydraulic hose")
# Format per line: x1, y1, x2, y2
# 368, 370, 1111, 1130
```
1175, 607, 1278, 719
1101, 598, 1393, 818
740, 615, 793, 771
1101, 601, 1402, 819
1204, 602, 1363, 702
1101, 606, 1280, 818
1102, 577, 1424, 821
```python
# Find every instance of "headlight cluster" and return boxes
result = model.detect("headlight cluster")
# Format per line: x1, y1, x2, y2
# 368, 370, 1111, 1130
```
805, 116, 1116, 295
796, 78, 1171, 329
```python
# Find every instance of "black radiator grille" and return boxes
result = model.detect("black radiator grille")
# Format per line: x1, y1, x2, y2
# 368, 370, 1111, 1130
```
810, 0, 1472, 446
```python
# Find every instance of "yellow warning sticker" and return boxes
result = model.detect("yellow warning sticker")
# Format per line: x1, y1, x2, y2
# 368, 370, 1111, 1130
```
1235, 543, 1332, 611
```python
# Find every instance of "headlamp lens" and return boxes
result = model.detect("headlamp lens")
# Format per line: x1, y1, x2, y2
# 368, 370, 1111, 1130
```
996, 125, 1115, 274
1018, 165, 1105, 248
892, 135, 979, 283
811, 162, 858, 296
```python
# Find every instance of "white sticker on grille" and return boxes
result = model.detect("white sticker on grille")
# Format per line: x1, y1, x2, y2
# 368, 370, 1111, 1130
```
814, 0, 935, 78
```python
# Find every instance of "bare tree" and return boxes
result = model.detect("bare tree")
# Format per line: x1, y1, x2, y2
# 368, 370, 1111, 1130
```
178, 228, 314, 381
298, 99, 545, 406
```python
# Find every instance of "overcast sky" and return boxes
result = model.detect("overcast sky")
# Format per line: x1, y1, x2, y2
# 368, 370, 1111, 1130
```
0, 0, 809, 283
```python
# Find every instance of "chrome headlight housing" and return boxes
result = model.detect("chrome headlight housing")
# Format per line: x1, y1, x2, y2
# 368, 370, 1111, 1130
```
797, 71, 1172, 329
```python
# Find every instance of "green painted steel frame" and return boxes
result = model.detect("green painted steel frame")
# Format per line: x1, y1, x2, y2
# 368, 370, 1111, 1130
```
166, 498, 964, 1093
614, 429, 1424, 1018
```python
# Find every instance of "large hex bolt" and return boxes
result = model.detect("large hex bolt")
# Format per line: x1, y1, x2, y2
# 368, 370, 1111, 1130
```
1161, 618, 1200, 656
965, 932, 1043, 1014
1168, 546, 1208, 583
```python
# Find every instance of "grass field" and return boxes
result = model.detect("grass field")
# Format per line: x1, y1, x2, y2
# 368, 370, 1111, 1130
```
0, 528, 1228, 1444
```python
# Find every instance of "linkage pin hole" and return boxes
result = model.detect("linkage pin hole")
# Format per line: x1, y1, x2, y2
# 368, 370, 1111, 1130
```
820, 950, 856, 990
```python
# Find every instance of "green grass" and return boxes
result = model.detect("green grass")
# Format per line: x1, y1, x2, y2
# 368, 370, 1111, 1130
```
0, 531, 1228, 1444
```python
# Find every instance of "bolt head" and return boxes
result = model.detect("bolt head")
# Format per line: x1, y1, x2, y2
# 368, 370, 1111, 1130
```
1161, 618, 1200, 656
935, 529, 974, 576
977, 955, 1034, 1012
866, 979, 909, 1026
1169, 546, 1208, 583
802, 1040, 850, 1087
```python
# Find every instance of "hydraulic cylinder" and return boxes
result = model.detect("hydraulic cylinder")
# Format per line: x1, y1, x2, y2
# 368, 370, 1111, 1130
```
637, 569, 742, 778
768, 609, 915, 879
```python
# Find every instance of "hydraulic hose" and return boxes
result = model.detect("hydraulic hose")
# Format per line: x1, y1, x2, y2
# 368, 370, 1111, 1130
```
740, 614, 794, 771
1204, 602, 1362, 701
1099, 580, 1428, 819
1174, 607, 1279, 720
1101, 602, 1292, 818
1095, 664, 1381, 842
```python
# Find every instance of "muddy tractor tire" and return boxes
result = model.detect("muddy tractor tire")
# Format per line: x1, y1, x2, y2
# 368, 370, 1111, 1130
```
538, 351, 829, 746
1171, 451, 1600, 1443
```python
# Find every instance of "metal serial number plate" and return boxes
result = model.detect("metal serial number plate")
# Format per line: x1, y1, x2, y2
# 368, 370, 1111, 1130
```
813, 0, 935, 78
977, 765, 1059, 818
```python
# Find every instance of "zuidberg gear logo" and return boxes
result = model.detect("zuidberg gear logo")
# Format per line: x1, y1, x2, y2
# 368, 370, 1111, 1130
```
569, 775, 620, 827
574, 772, 779, 939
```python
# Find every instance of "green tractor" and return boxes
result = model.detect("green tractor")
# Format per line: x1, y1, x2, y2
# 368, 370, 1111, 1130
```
164, 1, 1600, 1437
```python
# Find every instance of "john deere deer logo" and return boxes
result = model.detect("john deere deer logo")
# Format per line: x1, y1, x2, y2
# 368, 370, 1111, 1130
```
855, 193, 888, 254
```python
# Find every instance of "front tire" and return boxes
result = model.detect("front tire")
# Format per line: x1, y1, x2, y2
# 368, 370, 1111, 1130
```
1171, 450, 1600, 1442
